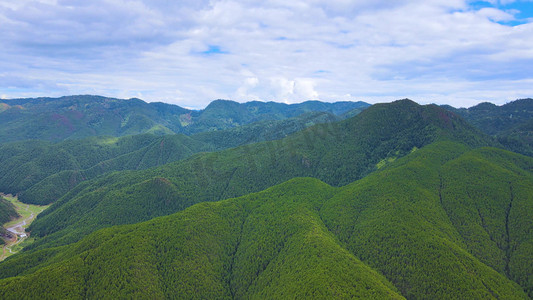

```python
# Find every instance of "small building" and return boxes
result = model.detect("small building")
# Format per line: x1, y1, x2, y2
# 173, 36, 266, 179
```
19, 233, 27, 238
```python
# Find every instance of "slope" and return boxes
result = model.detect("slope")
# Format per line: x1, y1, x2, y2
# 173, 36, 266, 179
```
443, 98, 533, 156
0, 197, 19, 245
320, 141, 533, 298
183, 99, 368, 134
0, 95, 368, 142
0, 111, 343, 205
0, 178, 403, 299
0, 197, 19, 226
0, 134, 210, 204
25, 100, 492, 251
446, 99, 532, 136
1, 142, 531, 298
192, 111, 340, 150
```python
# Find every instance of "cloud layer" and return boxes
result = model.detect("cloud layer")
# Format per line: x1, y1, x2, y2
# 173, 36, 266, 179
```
1, 0, 532, 107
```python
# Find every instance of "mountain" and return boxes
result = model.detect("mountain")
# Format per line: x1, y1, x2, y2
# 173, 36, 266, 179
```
1, 141, 531, 298
0, 197, 18, 246
192, 111, 340, 150
0, 111, 344, 205
0, 198, 18, 226
0, 134, 210, 205
497, 118, 533, 157
0, 197, 19, 245
0, 96, 182, 142
443, 99, 533, 156
188, 99, 368, 134
23, 100, 493, 252
0, 95, 369, 142
445, 99, 532, 135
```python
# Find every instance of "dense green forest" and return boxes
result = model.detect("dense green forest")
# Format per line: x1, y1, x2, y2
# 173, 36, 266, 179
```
0, 197, 18, 226
0, 142, 531, 298
22, 100, 493, 251
1, 97, 532, 298
0, 95, 368, 142
0, 197, 19, 245
443, 98, 533, 156
0, 111, 343, 205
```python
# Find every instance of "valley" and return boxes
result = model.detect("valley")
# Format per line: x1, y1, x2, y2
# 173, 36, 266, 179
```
0, 194, 49, 261
0, 96, 531, 299
2, 1, 532, 298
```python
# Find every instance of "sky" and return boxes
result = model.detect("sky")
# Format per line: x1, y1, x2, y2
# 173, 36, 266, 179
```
0, 0, 532, 108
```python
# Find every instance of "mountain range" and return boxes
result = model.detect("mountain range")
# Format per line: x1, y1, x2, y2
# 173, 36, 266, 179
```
0, 96, 532, 299
442, 99, 533, 156
0, 95, 368, 142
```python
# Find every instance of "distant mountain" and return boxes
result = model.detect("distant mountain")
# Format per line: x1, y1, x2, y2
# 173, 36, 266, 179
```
443, 98, 533, 156
24, 100, 492, 252
0, 95, 369, 142
1, 142, 531, 299
193, 111, 340, 150
2, 99, 532, 298
0, 111, 344, 205
0, 134, 210, 205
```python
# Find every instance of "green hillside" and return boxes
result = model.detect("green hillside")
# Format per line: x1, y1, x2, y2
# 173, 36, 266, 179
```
0, 111, 343, 205
321, 142, 533, 298
193, 111, 340, 150
496, 118, 533, 157
447, 99, 532, 135
0, 95, 368, 142
0, 197, 18, 226
24, 100, 492, 251
1, 142, 531, 298
0, 197, 19, 245
443, 99, 533, 156
0, 134, 210, 204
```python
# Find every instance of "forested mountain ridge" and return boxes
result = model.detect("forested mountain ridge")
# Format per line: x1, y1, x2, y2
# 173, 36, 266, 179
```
442, 98, 533, 156
1, 141, 531, 299
444, 98, 532, 135
0, 111, 340, 205
0, 95, 368, 142
23, 100, 494, 252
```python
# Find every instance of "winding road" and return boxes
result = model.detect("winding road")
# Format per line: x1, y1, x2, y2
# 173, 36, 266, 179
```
1, 199, 44, 261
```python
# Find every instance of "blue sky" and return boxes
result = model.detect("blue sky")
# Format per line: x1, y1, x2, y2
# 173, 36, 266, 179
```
0, 0, 532, 108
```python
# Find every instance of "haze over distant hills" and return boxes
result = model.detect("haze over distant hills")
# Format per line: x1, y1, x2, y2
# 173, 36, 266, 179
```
442, 99, 533, 156
0, 96, 532, 299
0, 95, 369, 142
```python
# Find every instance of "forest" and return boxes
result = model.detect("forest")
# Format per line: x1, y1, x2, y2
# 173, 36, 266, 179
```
0, 142, 531, 299
0, 96, 532, 299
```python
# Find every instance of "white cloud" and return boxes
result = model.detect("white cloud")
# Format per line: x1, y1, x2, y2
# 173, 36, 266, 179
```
0, 0, 532, 107
477, 7, 516, 21
294, 78, 319, 100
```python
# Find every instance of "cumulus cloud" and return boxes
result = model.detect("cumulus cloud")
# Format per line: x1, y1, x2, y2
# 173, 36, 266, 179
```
0, 0, 532, 107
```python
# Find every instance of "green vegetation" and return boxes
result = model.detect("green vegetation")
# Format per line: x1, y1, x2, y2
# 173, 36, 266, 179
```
0, 134, 208, 204
1, 195, 49, 229
23, 100, 493, 251
443, 98, 533, 156
321, 142, 532, 298
193, 111, 341, 150
496, 118, 533, 157
0, 196, 18, 226
0, 178, 404, 299
0, 197, 19, 246
1, 142, 531, 298
1, 195, 50, 261
0, 108, 355, 205
0, 95, 367, 142
1, 97, 531, 298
